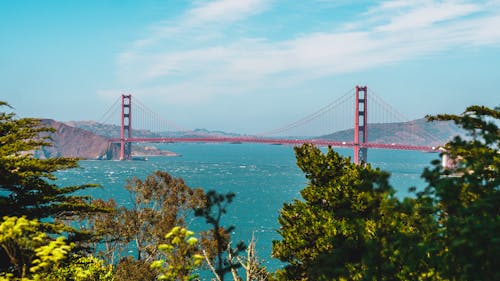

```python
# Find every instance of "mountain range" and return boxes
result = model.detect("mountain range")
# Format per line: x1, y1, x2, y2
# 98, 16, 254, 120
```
321, 118, 461, 147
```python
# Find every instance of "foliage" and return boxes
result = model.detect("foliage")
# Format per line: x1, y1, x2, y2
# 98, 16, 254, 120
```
76, 199, 125, 264
81, 171, 205, 265
122, 170, 205, 261
194, 190, 246, 281
30, 236, 73, 276
114, 257, 156, 281
0, 216, 48, 278
0, 101, 105, 271
0, 216, 74, 280
0, 102, 99, 220
42, 255, 114, 281
0, 217, 111, 281
272, 144, 439, 280
151, 226, 203, 281
237, 235, 272, 281
420, 105, 500, 281
273, 106, 499, 280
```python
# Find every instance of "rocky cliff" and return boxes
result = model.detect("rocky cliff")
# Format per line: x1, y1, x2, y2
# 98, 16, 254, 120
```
36, 119, 110, 159
35, 119, 177, 159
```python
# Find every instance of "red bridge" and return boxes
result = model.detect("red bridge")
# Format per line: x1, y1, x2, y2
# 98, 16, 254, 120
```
104, 86, 444, 164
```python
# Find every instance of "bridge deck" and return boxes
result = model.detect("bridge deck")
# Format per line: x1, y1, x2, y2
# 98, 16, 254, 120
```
109, 137, 438, 152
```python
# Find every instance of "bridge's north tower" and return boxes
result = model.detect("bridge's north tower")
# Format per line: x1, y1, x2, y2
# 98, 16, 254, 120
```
120, 94, 132, 160
354, 86, 368, 164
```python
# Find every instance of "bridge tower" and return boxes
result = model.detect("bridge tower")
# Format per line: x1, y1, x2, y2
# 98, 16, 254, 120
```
120, 94, 132, 160
354, 86, 368, 164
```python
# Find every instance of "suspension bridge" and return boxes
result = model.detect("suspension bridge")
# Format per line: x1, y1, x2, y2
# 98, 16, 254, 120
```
100, 86, 446, 164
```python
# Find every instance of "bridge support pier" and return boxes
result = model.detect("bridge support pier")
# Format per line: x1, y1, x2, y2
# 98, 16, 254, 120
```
120, 94, 132, 160
354, 86, 368, 164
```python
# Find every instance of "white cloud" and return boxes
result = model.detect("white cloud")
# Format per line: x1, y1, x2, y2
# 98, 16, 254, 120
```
113, 0, 500, 105
187, 0, 268, 24
123, 0, 268, 52
374, 1, 481, 32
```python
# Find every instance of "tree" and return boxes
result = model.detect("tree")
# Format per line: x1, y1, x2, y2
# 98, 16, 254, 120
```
420, 105, 500, 280
237, 234, 272, 281
0, 216, 113, 281
194, 190, 246, 281
42, 255, 114, 281
78, 171, 205, 279
120, 171, 203, 261
0, 102, 103, 272
0, 216, 72, 280
272, 144, 438, 280
122, 171, 205, 262
75, 198, 124, 265
0, 102, 98, 220
114, 257, 156, 281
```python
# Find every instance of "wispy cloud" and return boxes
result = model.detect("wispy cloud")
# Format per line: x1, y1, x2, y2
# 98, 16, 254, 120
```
110, 0, 500, 105
186, 0, 268, 24
368, 0, 481, 31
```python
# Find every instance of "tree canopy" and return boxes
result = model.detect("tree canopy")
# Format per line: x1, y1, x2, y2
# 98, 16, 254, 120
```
0, 101, 99, 220
272, 144, 403, 280
420, 105, 500, 280
273, 105, 499, 281
0, 101, 104, 275
2, 100, 498, 280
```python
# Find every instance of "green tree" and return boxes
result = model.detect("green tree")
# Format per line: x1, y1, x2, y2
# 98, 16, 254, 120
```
272, 144, 438, 281
0, 101, 104, 272
122, 171, 205, 262
79, 171, 205, 279
420, 105, 500, 280
0, 102, 98, 220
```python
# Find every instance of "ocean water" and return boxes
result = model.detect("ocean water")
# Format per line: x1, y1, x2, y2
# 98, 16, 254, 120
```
55, 143, 438, 271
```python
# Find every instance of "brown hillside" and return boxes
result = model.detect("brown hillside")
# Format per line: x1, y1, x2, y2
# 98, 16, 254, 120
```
36, 119, 110, 159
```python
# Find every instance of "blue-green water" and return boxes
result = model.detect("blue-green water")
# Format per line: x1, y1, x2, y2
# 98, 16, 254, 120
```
55, 143, 437, 270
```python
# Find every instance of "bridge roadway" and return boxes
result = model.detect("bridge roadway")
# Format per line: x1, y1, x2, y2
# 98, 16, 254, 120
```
109, 137, 438, 152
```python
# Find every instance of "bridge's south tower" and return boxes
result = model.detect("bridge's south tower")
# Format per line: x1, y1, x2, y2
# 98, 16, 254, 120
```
120, 94, 132, 160
354, 86, 368, 164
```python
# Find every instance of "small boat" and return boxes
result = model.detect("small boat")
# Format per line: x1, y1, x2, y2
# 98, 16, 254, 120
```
132, 156, 148, 161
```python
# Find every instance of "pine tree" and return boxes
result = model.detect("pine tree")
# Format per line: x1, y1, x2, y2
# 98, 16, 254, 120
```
420, 105, 500, 280
272, 144, 439, 280
272, 144, 395, 280
0, 101, 98, 219
0, 101, 102, 272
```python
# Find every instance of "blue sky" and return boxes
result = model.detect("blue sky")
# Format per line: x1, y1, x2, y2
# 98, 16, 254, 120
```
1, 0, 499, 134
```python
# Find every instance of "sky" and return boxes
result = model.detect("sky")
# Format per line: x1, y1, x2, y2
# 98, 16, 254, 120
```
1, 0, 499, 134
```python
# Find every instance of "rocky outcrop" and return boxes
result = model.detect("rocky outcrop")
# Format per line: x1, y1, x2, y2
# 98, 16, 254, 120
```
35, 119, 179, 160
36, 119, 110, 159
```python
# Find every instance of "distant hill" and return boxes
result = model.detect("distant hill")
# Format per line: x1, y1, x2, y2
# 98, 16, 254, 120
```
36, 119, 177, 159
321, 118, 463, 146
37, 119, 111, 159
65, 120, 161, 139
59, 118, 463, 158
66, 121, 242, 138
